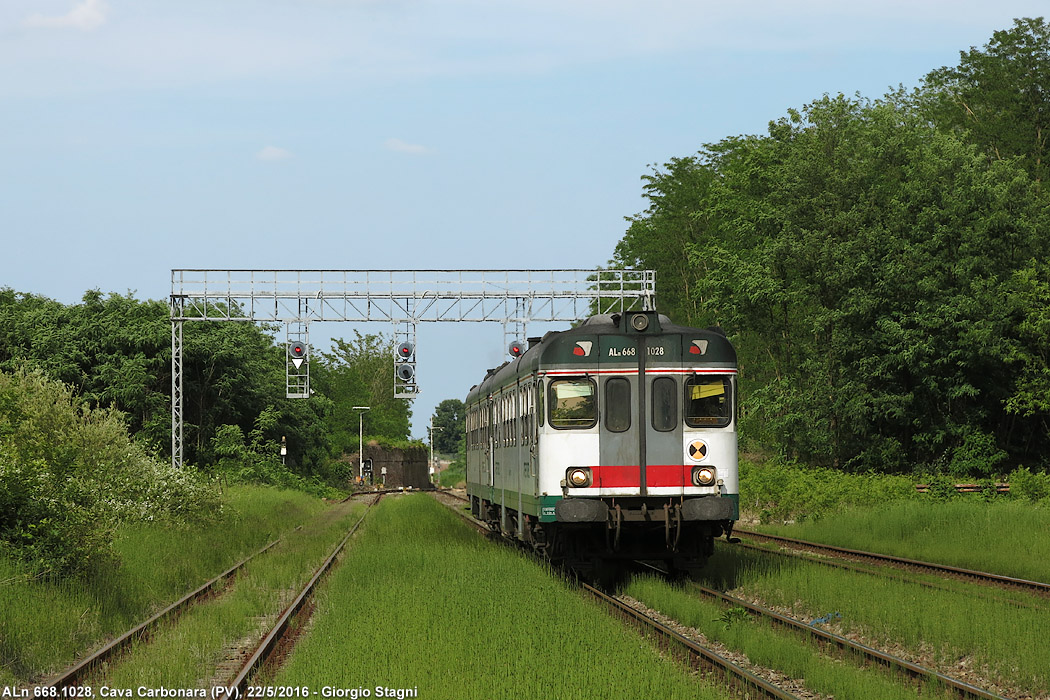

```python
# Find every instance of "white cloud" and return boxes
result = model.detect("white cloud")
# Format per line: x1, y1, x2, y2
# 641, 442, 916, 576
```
256, 146, 293, 162
384, 138, 431, 155
23, 0, 109, 31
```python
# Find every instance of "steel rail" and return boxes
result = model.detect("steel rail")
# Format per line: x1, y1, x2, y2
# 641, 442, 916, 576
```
734, 529, 1050, 596
217, 493, 383, 697
44, 538, 282, 688
581, 582, 801, 700
429, 492, 800, 700
683, 579, 1010, 700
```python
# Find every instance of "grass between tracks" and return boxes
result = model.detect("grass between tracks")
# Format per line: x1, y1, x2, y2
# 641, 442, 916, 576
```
89, 498, 368, 688
0, 485, 331, 684
275, 495, 731, 700
626, 575, 956, 700
678, 545, 1050, 697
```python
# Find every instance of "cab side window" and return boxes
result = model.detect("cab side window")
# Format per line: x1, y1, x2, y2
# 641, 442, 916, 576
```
685, 376, 732, 428
549, 378, 597, 429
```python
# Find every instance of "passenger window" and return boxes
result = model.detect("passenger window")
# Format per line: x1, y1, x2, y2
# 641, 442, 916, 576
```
548, 378, 597, 429
535, 381, 545, 427
651, 376, 677, 432
605, 378, 631, 432
685, 376, 732, 428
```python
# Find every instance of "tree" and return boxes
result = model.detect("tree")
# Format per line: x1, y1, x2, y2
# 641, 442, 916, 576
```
0, 288, 336, 475
615, 89, 1050, 474
431, 399, 465, 454
313, 331, 412, 454
922, 17, 1050, 183
611, 158, 721, 326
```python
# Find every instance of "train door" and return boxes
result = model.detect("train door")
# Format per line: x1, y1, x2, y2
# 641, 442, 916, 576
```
485, 395, 495, 493
598, 335, 640, 493
645, 336, 683, 492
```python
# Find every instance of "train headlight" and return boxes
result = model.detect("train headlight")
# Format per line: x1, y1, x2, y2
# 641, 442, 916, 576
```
567, 467, 592, 488
692, 466, 716, 487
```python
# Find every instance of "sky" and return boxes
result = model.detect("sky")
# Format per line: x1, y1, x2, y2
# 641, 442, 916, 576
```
1, 0, 1046, 439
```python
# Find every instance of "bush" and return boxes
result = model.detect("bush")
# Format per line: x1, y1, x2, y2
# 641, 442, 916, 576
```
1008, 465, 1050, 502
740, 457, 918, 524
0, 368, 220, 576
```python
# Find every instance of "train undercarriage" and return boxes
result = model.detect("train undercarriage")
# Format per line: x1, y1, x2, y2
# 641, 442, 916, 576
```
471, 495, 732, 585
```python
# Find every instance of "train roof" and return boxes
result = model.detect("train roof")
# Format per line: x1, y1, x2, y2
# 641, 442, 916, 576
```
466, 311, 736, 402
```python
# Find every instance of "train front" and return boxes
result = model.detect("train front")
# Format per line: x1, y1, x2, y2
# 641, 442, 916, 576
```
538, 311, 738, 574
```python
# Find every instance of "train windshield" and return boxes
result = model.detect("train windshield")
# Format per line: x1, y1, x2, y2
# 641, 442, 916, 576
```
685, 375, 732, 428
549, 378, 597, 429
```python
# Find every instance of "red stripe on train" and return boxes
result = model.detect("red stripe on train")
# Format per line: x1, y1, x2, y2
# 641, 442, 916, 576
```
583, 465, 691, 488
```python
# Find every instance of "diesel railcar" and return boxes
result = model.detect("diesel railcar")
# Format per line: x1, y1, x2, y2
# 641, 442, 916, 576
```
465, 310, 737, 577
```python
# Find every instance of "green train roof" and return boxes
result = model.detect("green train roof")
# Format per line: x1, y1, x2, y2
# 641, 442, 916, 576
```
466, 311, 736, 402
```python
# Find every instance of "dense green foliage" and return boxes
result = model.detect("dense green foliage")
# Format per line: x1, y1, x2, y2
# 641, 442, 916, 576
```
0, 290, 412, 476
613, 19, 1050, 474
0, 368, 218, 575
741, 456, 1050, 525
430, 398, 465, 454
0, 291, 414, 572
312, 331, 413, 455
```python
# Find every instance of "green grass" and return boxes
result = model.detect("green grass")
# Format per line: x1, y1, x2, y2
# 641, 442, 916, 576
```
756, 499, 1050, 583
0, 485, 330, 682
92, 499, 368, 687
626, 575, 955, 700
276, 494, 733, 700
697, 545, 1050, 696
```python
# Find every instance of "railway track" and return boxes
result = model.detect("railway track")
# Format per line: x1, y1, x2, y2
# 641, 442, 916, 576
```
42, 492, 383, 690
630, 560, 1011, 700
431, 491, 804, 700
43, 538, 283, 688
733, 528, 1050, 598
216, 492, 382, 697
436, 491, 1020, 700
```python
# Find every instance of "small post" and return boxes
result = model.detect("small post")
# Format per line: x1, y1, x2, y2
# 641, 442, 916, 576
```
429, 417, 443, 487
353, 406, 370, 482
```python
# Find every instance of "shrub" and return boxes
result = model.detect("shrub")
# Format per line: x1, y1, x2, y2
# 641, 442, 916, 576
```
1008, 465, 1050, 501
0, 368, 220, 576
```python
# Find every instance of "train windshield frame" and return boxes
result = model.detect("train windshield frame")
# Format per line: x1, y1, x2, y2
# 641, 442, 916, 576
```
548, 377, 597, 429
684, 375, 733, 428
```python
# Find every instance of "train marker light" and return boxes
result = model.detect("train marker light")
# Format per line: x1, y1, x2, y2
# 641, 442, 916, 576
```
567, 467, 592, 488
692, 466, 716, 487
396, 341, 414, 360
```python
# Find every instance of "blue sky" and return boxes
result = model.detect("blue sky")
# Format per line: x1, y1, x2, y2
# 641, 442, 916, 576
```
1, 1, 1045, 438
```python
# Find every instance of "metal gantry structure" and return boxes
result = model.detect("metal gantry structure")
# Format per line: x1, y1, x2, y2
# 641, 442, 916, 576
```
170, 269, 656, 469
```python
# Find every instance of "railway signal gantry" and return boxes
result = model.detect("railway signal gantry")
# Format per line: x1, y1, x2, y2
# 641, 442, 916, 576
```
170, 268, 655, 469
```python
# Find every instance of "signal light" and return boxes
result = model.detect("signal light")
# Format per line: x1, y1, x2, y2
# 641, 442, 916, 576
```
508, 340, 525, 358
396, 341, 414, 360
396, 364, 415, 382
289, 343, 307, 359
